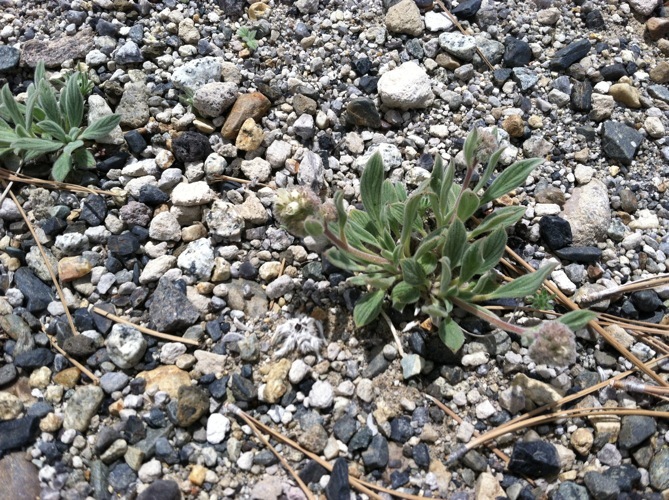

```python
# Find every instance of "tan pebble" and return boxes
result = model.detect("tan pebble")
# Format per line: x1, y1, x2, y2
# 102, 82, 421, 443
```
29, 367, 52, 389
570, 428, 594, 455
502, 115, 525, 138
108, 399, 124, 417
609, 83, 641, 108
235, 118, 264, 152
192, 118, 215, 134
58, 256, 92, 282
189, 464, 207, 486
528, 115, 543, 129
0, 391, 24, 420
52, 367, 80, 389
40, 412, 63, 432
650, 61, 669, 83
248, 2, 270, 20
136, 365, 191, 399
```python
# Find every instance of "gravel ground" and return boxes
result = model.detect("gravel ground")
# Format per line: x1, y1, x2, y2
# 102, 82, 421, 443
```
1, 0, 669, 499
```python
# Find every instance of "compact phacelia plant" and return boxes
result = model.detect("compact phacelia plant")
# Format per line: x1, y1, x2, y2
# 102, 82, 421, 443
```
275, 129, 595, 363
0, 61, 121, 182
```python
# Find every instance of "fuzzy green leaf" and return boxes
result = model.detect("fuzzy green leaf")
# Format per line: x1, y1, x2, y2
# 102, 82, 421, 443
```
480, 158, 543, 205
439, 257, 452, 297
459, 240, 484, 283
325, 248, 367, 273
304, 217, 324, 237
442, 218, 467, 268
34, 61, 46, 85
391, 281, 421, 310
36, 120, 68, 142
353, 289, 385, 327
474, 146, 505, 193
558, 310, 597, 331
63, 139, 84, 156
24, 86, 39, 131
400, 192, 423, 256
439, 318, 465, 353
1, 84, 24, 127
463, 128, 479, 167
79, 114, 121, 140
360, 151, 384, 227
479, 227, 507, 274
61, 74, 84, 129
470, 271, 499, 296
334, 191, 347, 237
439, 159, 456, 214
72, 148, 95, 169
52, 152, 72, 182
429, 154, 443, 196
482, 262, 557, 300
456, 189, 480, 221
400, 258, 427, 287
37, 80, 61, 124
11, 137, 63, 154
469, 206, 526, 239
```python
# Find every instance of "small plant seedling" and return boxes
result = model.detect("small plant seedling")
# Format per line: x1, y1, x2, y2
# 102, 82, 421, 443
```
237, 26, 259, 51
274, 128, 597, 364
0, 61, 121, 182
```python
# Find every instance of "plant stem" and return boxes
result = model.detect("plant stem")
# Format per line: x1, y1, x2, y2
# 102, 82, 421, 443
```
452, 296, 527, 335
448, 160, 476, 225
322, 225, 391, 266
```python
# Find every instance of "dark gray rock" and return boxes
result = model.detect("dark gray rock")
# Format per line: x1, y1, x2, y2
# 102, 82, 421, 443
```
175, 386, 209, 427
503, 36, 533, 68
324, 457, 350, 500
648, 84, 669, 104
0, 452, 41, 500
346, 98, 381, 129
600, 63, 627, 81
413, 442, 430, 468
562, 477, 597, 500
14, 267, 53, 312
108, 462, 136, 493
554, 246, 602, 263
229, 373, 257, 403
14, 348, 54, 368
95, 19, 119, 37
149, 278, 200, 333
584, 471, 620, 500
452, 0, 481, 19
361, 350, 390, 379
618, 415, 657, 450
508, 440, 561, 479
549, 39, 591, 71
0, 46, 20, 72
333, 416, 357, 444
90, 461, 111, 500
124, 130, 147, 154
602, 464, 641, 492
585, 10, 605, 29
570, 80, 592, 112
630, 290, 663, 313
601, 121, 643, 166
0, 416, 39, 455
539, 216, 572, 251
107, 232, 140, 257
348, 427, 373, 453
137, 480, 181, 500
0, 364, 17, 387
62, 335, 97, 358
172, 131, 212, 163
650, 447, 669, 490
389, 416, 413, 443
80, 195, 107, 226
115, 41, 143, 64
217, 0, 245, 18
361, 434, 389, 470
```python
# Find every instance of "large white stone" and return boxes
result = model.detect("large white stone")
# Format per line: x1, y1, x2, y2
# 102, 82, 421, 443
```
171, 181, 215, 206
377, 61, 434, 110
206, 413, 231, 444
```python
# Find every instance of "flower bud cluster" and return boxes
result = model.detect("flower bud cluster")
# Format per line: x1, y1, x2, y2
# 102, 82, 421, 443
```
527, 321, 577, 367
273, 187, 322, 237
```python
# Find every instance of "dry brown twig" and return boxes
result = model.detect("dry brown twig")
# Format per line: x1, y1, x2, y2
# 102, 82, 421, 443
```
43, 327, 99, 384
433, 0, 494, 71
223, 404, 439, 500
0, 167, 117, 196
3, 183, 79, 338
88, 305, 200, 346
